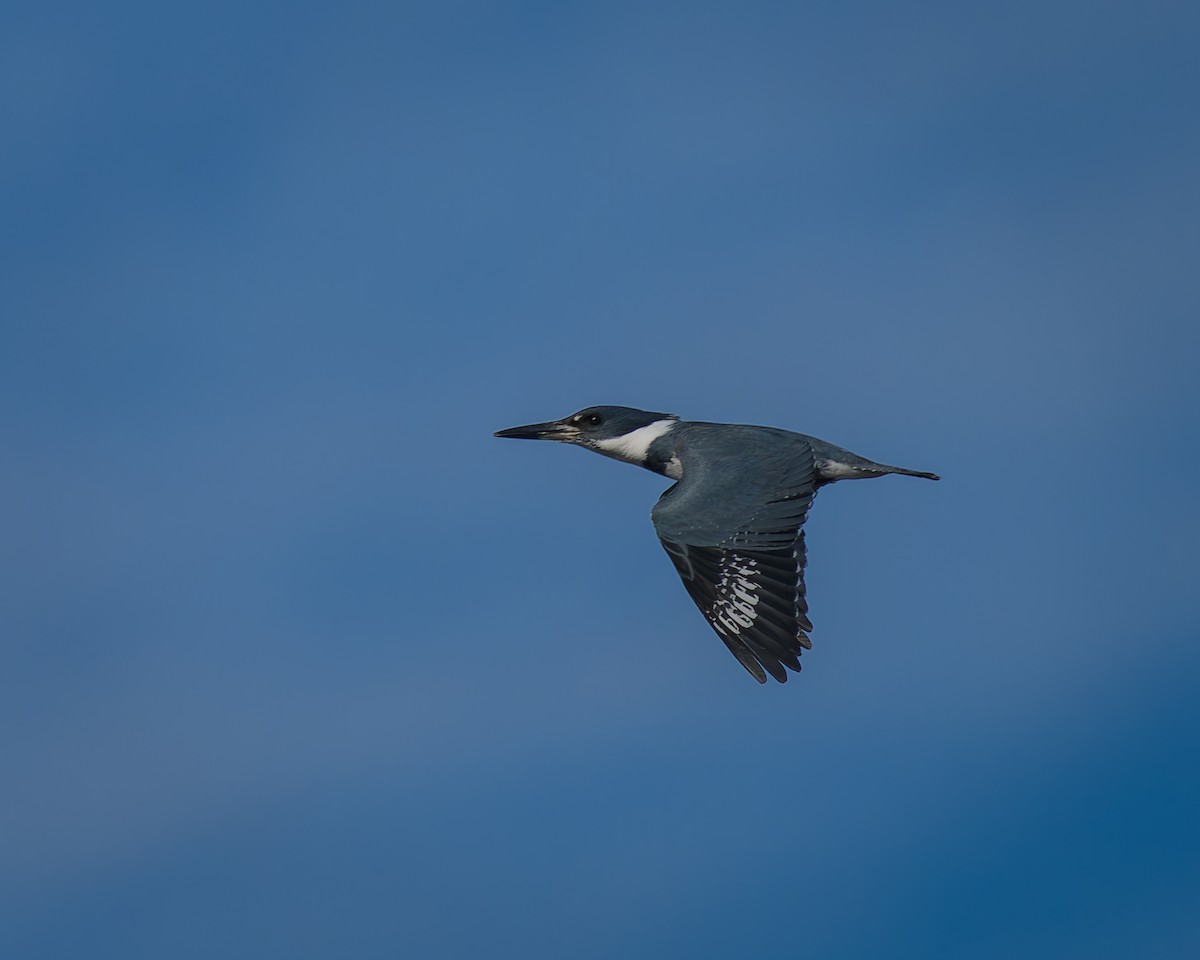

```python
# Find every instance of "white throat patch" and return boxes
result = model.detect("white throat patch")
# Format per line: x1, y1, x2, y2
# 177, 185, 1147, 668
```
593, 419, 677, 464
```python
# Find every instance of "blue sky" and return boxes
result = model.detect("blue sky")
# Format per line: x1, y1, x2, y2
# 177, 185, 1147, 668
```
3, 2, 1199, 957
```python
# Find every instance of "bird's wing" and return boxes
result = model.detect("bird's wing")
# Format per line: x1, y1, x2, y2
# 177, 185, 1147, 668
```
651, 429, 817, 683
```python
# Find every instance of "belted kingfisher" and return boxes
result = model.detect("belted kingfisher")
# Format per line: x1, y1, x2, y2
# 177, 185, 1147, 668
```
495, 406, 939, 684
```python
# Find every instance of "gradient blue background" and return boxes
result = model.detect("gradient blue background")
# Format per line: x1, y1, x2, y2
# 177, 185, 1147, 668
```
4, 2, 1199, 957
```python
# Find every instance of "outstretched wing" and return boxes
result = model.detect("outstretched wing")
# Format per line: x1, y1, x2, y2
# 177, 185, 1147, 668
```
651, 428, 817, 683
657, 536, 812, 684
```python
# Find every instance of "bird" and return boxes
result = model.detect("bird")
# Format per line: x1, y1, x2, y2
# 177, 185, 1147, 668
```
494, 405, 939, 684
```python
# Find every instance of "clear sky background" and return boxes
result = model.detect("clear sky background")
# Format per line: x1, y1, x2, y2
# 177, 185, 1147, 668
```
3, 2, 1199, 957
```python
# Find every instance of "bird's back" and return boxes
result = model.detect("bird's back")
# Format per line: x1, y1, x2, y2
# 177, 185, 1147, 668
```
666, 421, 939, 485
649, 422, 817, 544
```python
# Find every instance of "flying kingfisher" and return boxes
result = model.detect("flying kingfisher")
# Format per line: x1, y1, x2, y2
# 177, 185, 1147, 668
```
495, 406, 939, 683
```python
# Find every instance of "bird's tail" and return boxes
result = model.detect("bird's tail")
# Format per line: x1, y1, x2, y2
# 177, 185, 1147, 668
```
884, 464, 941, 481
813, 445, 941, 483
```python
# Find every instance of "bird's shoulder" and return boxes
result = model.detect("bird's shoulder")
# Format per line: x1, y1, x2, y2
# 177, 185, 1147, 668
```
650, 422, 817, 547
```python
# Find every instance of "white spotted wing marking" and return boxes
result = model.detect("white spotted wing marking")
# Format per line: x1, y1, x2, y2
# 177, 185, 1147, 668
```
710, 554, 761, 636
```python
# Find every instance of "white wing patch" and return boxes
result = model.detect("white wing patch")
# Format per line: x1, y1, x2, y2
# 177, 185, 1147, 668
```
709, 554, 761, 637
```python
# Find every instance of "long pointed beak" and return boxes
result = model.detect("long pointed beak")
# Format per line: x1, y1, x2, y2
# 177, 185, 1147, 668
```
493, 419, 580, 441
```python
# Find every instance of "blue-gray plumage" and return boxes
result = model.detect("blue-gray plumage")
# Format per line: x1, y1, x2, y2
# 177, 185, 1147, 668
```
494, 405, 939, 684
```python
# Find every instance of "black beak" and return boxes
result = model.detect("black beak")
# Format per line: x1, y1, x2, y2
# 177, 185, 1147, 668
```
493, 418, 580, 441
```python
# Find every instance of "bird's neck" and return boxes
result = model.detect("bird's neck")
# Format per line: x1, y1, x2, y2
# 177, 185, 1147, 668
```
591, 419, 679, 475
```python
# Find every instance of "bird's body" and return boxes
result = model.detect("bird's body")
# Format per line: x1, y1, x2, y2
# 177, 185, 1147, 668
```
495, 406, 938, 684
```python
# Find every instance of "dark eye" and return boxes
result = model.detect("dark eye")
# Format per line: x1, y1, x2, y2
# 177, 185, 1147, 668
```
585, 413, 603, 426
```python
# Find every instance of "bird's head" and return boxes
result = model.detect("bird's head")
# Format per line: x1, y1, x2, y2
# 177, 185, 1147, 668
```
494, 405, 679, 465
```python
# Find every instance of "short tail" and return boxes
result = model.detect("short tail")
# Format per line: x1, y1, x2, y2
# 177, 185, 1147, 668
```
889, 466, 941, 481
814, 450, 941, 483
